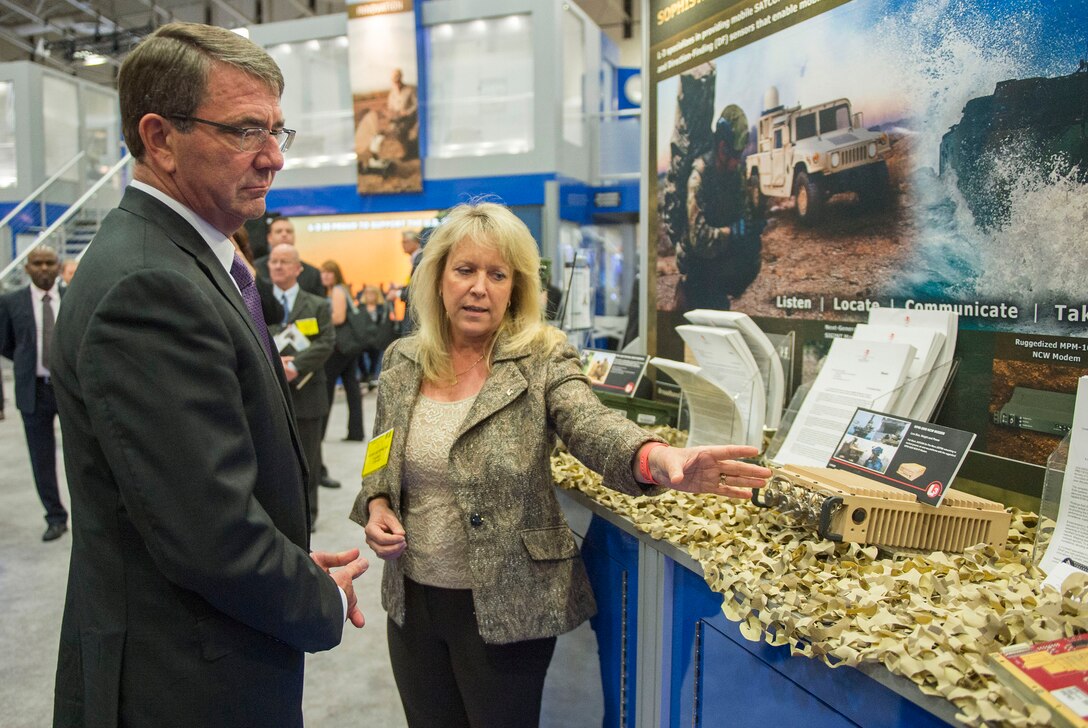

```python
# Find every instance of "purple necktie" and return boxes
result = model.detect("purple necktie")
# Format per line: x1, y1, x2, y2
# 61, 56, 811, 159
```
228, 253, 276, 364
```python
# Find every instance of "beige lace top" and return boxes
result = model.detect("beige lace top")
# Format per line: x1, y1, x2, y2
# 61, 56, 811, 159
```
401, 392, 477, 589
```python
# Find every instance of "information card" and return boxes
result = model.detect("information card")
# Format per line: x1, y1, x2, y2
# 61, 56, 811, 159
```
827, 408, 976, 507
580, 349, 648, 397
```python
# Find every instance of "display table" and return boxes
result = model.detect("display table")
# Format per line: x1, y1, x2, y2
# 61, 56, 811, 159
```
552, 450, 1086, 727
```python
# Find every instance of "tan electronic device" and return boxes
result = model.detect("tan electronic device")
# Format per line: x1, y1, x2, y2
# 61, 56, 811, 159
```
896, 462, 927, 481
752, 465, 1010, 552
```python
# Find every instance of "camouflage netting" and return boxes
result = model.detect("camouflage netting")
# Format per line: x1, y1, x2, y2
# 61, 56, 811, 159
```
551, 428, 1088, 727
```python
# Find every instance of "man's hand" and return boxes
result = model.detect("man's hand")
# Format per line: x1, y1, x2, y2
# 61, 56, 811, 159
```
364, 498, 407, 560
311, 548, 369, 628
281, 356, 298, 382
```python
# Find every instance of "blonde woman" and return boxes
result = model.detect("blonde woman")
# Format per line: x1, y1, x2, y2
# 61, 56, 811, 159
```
351, 201, 769, 727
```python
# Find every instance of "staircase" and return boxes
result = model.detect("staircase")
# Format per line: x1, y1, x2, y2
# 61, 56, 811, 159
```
0, 152, 132, 292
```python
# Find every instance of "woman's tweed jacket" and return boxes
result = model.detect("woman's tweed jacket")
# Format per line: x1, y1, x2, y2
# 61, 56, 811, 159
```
349, 333, 664, 644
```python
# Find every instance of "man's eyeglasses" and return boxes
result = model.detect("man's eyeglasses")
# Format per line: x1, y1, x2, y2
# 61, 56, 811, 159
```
167, 115, 296, 153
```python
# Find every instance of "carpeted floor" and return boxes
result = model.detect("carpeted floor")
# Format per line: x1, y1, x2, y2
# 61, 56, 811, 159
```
0, 367, 603, 727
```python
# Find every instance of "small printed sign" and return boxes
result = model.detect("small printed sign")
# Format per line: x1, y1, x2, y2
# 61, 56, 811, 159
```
827, 408, 976, 506
580, 349, 648, 398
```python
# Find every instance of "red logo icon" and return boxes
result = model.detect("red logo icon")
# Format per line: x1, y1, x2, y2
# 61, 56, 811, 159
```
926, 481, 943, 499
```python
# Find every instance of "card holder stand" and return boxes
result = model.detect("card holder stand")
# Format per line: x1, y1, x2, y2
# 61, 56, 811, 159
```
764, 330, 795, 429
1032, 432, 1069, 566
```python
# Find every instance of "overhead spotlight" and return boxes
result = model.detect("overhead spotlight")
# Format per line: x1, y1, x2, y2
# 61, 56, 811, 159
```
82, 53, 108, 66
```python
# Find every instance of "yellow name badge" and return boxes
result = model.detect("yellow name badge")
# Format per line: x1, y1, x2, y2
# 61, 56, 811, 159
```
362, 428, 394, 477
295, 317, 319, 336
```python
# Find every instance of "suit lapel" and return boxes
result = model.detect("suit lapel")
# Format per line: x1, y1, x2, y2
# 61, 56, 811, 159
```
20, 287, 34, 340
287, 292, 306, 323
457, 356, 528, 438
119, 188, 278, 381
118, 187, 302, 458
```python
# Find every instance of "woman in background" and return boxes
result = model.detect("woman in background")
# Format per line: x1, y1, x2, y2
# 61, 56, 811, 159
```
351, 201, 769, 727
320, 260, 364, 442
356, 284, 396, 390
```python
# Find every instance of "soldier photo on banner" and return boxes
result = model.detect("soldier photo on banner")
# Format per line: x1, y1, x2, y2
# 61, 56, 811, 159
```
658, 64, 764, 316
347, 0, 422, 194
648, 0, 1087, 470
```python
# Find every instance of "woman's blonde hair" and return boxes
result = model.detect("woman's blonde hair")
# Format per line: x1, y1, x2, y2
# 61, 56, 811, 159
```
361, 284, 385, 304
410, 201, 565, 383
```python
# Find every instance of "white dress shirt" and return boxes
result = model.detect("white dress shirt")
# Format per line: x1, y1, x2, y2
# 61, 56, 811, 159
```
129, 181, 239, 292
274, 282, 300, 322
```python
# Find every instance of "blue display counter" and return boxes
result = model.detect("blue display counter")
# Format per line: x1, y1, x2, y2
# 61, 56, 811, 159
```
558, 488, 959, 728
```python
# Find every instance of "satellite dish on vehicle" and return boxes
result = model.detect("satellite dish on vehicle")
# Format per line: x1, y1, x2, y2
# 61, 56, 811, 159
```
763, 86, 780, 113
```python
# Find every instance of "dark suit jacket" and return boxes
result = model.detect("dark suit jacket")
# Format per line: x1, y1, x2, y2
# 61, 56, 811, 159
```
256, 275, 285, 326
51, 187, 344, 728
253, 254, 324, 297
269, 289, 335, 419
0, 285, 61, 414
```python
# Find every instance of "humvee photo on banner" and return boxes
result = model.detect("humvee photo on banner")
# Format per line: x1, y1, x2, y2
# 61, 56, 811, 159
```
746, 87, 892, 223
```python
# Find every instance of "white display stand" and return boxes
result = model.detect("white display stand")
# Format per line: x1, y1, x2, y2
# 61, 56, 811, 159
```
648, 358, 755, 448
675, 324, 765, 447
683, 309, 788, 429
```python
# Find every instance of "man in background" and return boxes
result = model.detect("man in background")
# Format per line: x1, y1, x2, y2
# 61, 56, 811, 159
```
254, 216, 324, 296
0, 246, 68, 541
59, 259, 79, 290
267, 243, 335, 530
386, 68, 418, 159
394, 230, 423, 333
50, 22, 367, 726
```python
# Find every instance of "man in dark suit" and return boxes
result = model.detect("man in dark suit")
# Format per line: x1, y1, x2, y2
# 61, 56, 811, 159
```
393, 229, 424, 333
50, 23, 367, 727
267, 243, 335, 529
0, 246, 69, 541
253, 216, 324, 296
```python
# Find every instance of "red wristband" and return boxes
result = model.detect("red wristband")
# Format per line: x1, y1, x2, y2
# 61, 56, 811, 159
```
638, 442, 668, 485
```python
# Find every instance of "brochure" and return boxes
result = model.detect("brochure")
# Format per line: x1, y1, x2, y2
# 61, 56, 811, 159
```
648, 358, 745, 448
676, 324, 765, 447
273, 323, 311, 353
772, 338, 915, 468
867, 308, 958, 421
684, 309, 786, 428
827, 407, 976, 507
852, 323, 944, 418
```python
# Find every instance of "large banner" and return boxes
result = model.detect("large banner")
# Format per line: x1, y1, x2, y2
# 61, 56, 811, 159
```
347, 0, 422, 194
649, 0, 1088, 473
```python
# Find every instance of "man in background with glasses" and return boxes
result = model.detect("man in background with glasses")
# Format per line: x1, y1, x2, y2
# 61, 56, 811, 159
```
50, 22, 368, 727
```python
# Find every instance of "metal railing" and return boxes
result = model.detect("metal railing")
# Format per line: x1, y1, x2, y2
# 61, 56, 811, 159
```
0, 151, 87, 261
0, 153, 132, 292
